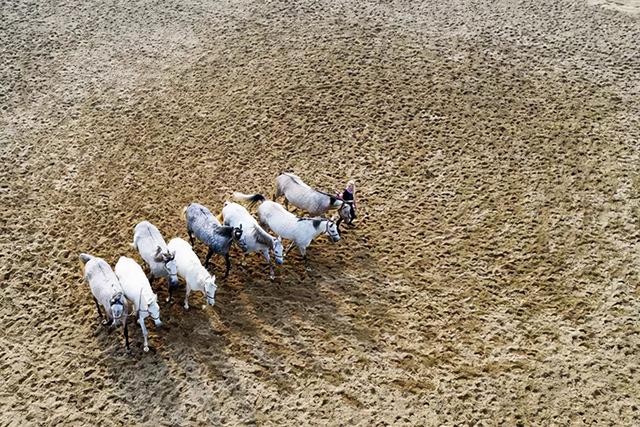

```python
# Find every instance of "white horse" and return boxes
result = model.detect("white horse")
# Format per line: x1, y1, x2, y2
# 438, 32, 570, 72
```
80, 253, 130, 351
233, 193, 340, 269
132, 221, 178, 302
222, 201, 284, 280
274, 172, 354, 225
167, 237, 217, 310
115, 256, 161, 352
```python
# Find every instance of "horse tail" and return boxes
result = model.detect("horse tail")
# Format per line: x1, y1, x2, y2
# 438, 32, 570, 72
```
282, 172, 301, 183
233, 192, 265, 209
79, 253, 94, 264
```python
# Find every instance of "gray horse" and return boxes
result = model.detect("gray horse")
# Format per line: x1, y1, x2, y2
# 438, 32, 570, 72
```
183, 203, 245, 278
274, 173, 353, 225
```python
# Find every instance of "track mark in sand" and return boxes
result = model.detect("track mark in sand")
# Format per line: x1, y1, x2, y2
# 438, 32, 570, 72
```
2, 0, 640, 425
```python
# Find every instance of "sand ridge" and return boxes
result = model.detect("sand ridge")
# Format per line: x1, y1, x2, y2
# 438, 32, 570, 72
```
1, 0, 639, 425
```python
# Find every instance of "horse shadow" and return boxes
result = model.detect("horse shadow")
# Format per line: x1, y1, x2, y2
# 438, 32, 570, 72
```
210, 224, 387, 393
89, 314, 182, 422
92, 284, 257, 424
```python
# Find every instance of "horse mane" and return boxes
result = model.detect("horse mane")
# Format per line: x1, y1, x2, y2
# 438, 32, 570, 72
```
97, 262, 111, 281
199, 206, 210, 217
252, 227, 273, 246
285, 173, 336, 201
145, 224, 165, 248
297, 217, 323, 229
283, 172, 302, 185
214, 225, 235, 238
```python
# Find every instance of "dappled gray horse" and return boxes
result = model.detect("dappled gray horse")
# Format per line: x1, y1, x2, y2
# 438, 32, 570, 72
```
183, 203, 244, 278
274, 172, 353, 226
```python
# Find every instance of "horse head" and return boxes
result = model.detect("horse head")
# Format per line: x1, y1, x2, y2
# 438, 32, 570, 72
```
155, 246, 178, 287
146, 294, 162, 326
110, 292, 125, 322
273, 236, 284, 265
338, 201, 355, 225
204, 275, 217, 306
325, 220, 341, 242
233, 224, 243, 240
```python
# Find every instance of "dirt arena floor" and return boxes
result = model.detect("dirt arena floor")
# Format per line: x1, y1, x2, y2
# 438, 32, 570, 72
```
1, 0, 639, 425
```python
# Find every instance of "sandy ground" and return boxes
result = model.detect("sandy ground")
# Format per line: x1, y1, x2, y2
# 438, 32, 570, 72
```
588, 0, 640, 15
1, 0, 639, 425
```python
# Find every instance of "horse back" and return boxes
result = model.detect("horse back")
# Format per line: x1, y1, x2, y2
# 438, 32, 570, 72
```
86, 259, 121, 302
258, 201, 297, 238
134, 221, 167, 256
186, 204, 218, 241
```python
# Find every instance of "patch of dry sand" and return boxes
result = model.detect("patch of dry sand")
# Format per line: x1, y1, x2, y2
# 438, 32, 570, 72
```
1, 0, 639, 425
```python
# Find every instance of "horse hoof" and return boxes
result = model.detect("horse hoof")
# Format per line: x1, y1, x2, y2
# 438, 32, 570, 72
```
269, 275, 275, 281
201, 304, 207, 310
143, 346, 149, 353
184, 304, 189, 310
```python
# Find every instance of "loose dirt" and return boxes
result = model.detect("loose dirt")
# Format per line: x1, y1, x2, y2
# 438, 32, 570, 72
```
1, 0, 639, 425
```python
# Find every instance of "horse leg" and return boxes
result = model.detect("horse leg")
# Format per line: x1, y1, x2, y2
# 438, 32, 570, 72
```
124, 322, 131, 353
93, 297, 103, 321
284, 242, 296, 256
300, 246, 312, 272
224, 254, 231, 279
204, 247, 214, 269
263, 249, 275, 280
167, 280, 175, 304
184, 282, 191, 310
139, 315, 149, 352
